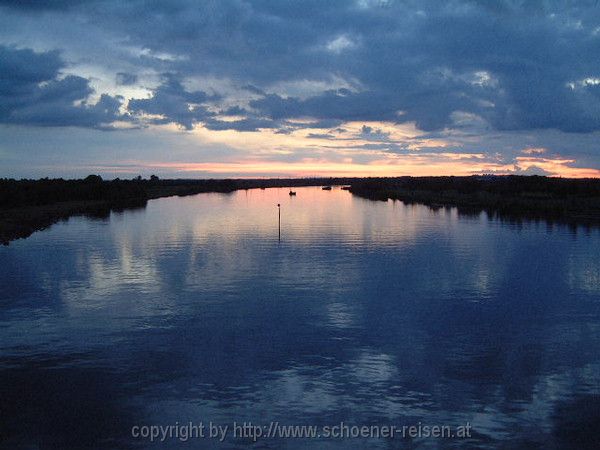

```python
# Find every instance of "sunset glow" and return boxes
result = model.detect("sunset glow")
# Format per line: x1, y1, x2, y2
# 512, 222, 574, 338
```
1, 1, 599, 178
84, 153, 600, 179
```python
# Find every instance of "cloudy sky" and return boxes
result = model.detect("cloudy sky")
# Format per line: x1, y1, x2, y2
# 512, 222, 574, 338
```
1, 0, 600, 178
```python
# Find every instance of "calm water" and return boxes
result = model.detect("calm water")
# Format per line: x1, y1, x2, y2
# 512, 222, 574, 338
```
1, 187, 599, 449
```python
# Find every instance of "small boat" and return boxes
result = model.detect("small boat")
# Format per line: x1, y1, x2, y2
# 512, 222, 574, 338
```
289, 190, 296, 196
260, 187, 266, 190
322, 186, 332, 190
341, 186, 351, 191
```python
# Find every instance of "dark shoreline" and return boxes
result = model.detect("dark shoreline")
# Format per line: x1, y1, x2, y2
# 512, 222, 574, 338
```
349, 176, 600, 226
0, 177, 354, 244
2, 175, 600, 244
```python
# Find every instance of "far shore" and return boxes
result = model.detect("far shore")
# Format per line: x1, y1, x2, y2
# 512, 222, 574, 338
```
349, 176, 600, 225
2, 175, 600, 244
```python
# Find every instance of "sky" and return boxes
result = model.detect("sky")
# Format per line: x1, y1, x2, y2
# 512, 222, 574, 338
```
1, 0, 600, 179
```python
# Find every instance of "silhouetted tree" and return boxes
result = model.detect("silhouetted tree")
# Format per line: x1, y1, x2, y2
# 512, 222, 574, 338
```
84, 174, 103, 183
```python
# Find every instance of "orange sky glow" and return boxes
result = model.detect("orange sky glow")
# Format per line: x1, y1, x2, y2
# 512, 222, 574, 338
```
84, 122, 600, 179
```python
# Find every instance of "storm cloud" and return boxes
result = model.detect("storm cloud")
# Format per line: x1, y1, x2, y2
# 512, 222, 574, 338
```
0, 0, 599, 176
2, 0, 600, 132
0, 46, 126, 128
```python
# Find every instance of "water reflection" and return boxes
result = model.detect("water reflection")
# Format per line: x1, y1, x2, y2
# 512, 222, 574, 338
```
1, 187, 599, 449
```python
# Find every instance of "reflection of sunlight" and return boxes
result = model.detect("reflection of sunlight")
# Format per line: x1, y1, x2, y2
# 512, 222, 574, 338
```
140, 187, 511, 300
176, 188, 427, 248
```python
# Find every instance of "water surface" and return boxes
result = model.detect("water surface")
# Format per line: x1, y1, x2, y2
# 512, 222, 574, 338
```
1, 187, 599, 449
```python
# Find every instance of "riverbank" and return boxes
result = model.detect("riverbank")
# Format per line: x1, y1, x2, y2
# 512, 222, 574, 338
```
3, 175, 600, 244
0, 177, 354, 244
0, 198, 148, 245
349, 176, 600, 224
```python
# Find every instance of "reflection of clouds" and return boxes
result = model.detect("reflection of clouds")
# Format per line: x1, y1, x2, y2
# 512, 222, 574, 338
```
440, 212, 503, 300
58, 233, 164, 317
177, 189, 378, 292
326, 302, 356, 329
568, 253, 600, 293
150, 349, 402, 417
63, 241, 159, 297
260, 368, 339, 415
106, 236, 160, 292
175, 187, 429, 248
131, 188, 519, 305
469, 363, 600, 442
3, 186, 600, 449
472, 267, 494, 300
153, 189, 469, 303
349, 349, 397, 384
250, 349, 402, 415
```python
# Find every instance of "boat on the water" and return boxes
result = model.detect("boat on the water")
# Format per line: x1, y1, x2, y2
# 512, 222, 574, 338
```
289, 190, 297, 196
322, 186, 332, 190
341, 186, 351, 190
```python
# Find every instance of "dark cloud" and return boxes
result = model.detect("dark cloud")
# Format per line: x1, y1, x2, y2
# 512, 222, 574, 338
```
306, 133, 335, 139
514, 165, 553, 176
2, 0, 600, 137
249, 90, 401, 123
204, 117, 278, 132
241, 84, 265, 95
285, 119, 344, 129
0, 46, 126, 129
0, 46, 62, 84
127, 75, 214, 130
115, 72, 137, 86
359, 125, 390, 141
0, 0, 87, 11
219, 105, 251, 117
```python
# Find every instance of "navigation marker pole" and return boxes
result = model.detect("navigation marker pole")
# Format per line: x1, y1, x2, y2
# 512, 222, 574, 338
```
277, 203, 281, 242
